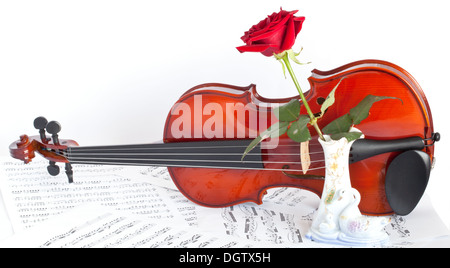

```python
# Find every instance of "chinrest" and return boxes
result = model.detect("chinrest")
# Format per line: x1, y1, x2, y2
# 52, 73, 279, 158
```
385, 150, 431, 216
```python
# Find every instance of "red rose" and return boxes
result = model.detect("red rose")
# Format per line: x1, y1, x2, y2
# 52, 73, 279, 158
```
236, 9, 305, 57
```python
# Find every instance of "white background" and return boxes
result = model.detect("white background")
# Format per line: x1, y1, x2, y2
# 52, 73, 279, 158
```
1, 0, 449, 233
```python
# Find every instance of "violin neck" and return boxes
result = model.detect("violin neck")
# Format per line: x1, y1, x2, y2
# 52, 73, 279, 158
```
66, 139, 264, 170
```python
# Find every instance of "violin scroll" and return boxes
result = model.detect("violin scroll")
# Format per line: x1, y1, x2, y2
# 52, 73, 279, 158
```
10, 134, 36, 164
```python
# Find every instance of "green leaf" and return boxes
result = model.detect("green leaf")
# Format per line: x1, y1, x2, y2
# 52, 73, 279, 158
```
350, 95, 402, 125
287, 115, 312, 143
319, 78, 345, 118
322, 113, 353, 135
288, 49, 301, 65
330, 131, 363, 142
287, 48, 311, 65
274, 99, 300, 122
294, 47, 303, 57
241, 121, 289, 160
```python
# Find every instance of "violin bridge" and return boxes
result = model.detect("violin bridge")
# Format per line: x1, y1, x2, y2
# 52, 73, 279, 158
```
300, 141, 311, 174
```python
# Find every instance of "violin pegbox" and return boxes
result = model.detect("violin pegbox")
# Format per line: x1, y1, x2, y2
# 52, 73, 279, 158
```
9, 116, 79, 183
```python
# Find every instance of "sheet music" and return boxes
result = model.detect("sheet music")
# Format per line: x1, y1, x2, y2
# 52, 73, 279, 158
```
196, 191, 450, 247
0, 158, 449, 247
0, 205, 254, 248
0, 159, 187, 231
118, 165, 177, 190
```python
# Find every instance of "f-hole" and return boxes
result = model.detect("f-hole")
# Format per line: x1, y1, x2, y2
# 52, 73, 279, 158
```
314, 97, 326, 117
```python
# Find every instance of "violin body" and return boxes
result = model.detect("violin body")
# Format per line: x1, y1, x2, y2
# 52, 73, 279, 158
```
163, 60, 435, 216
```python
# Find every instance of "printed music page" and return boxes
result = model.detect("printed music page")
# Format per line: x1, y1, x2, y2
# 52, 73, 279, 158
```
0, 159, 187, 232
0, 158, 449, 247
0, 204, 256, 248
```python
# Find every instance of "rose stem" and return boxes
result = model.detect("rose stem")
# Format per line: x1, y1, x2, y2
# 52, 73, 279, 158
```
281, 53, 325, 140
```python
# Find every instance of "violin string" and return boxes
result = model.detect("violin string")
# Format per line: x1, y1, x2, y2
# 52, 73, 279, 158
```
68, 143, 322, 152
64, 151, 325, 159
64, 155, 325, 165
64, 152, 323, 156
53, 150, 329, 173
66, 159, 327, 173
52, 142, 330, 173
65, 143, 325, 160
63, 148, 325, 163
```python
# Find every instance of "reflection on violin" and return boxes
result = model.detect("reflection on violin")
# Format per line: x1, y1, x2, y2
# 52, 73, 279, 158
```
9, 60, 439, 216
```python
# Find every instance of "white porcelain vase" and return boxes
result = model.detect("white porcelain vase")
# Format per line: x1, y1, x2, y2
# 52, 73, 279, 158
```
306, 130, 390, 246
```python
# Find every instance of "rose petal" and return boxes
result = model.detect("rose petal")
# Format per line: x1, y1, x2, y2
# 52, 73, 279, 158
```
293, 16, 305, 35
280, 16, 305, 51
236, 44, 274, 53
248, 24, 286, 43
246, 10, 292, 41
280, 16, 296, 52
260, 47, 278, 57
267, 12, 292, 31
249, 27, 287, 55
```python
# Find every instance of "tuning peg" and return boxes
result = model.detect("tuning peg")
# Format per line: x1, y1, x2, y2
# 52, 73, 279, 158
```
34, 116, 49, 142
44, 120, 63, 178
46, 120, 61, 134
47, 161, 60, 176
34, 116, 48, 130
46, 121, 62, 145
65, 163, 73, 183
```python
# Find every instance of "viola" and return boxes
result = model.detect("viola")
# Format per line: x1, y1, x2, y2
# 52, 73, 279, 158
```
9, 60, 439, 216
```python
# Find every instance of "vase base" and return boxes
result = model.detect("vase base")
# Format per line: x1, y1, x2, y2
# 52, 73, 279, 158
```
306, 229, 389, 247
